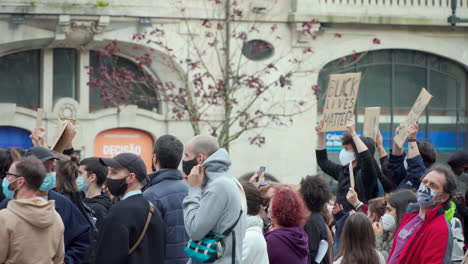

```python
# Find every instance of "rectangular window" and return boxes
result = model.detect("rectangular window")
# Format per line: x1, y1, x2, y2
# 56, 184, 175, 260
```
53, 49, 78, 103
0, 50, 41, 109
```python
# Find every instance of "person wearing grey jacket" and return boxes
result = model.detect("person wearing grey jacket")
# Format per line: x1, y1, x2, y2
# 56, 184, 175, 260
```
182, 135, 246, 264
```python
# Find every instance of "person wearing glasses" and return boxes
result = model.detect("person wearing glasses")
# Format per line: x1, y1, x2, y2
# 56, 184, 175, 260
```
0, 156, 65, 263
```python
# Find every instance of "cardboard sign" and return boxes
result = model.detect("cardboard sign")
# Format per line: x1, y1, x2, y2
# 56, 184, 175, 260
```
321, 72, 361, 132
393, 88, 433, 148
51, 120, 76, 153
363, 107, 381, 141
36, 108, 43, 128
349, 162, 355, 189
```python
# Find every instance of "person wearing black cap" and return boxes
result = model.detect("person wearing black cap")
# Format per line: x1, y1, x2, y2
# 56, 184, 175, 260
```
0, 146, 91, 264
95, 152, 166, 264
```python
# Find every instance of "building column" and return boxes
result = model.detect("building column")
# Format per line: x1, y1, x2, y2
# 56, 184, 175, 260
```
78, 50, 90, 114
41, 49, 53, 113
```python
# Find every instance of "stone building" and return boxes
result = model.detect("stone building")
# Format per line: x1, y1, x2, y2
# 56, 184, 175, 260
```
0, 0, 466, 183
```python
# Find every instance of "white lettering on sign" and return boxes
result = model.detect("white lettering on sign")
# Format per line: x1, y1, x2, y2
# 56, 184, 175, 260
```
103, 144, 142, 156
326, 133, 343, 147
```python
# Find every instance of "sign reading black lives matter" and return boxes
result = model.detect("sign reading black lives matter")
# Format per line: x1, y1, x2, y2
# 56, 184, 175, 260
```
321, 72, 362, 132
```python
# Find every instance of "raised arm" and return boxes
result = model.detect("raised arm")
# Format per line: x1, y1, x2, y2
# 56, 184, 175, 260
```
315, 121, 342, 180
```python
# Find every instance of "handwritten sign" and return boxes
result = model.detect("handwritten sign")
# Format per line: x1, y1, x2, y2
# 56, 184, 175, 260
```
394, 88, 433, 148
321, 72, 361, 132
363, 107, 380, 141
36, 108, 43, 128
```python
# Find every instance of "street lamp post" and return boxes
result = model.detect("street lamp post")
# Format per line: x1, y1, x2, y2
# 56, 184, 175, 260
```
448, 0, 468, 30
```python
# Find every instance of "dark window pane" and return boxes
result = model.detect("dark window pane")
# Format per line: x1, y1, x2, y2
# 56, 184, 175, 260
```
53, 49, 77, 102
0, 50, 40, 109
242, 39, 274, 61
393, 65, 426, 113
356, 65, 392, 111
429, 71, 458, 114
89, 51, 159, 112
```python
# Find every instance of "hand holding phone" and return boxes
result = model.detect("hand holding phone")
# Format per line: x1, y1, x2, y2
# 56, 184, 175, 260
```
257, 166, 266, 182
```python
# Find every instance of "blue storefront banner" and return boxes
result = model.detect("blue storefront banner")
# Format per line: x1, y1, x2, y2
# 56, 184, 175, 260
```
326, 131, 465, 152
0, 126, 33, 150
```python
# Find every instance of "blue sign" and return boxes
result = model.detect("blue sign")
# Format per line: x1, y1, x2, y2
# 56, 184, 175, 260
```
0, 126, 33, 150
326, 131, 465, 152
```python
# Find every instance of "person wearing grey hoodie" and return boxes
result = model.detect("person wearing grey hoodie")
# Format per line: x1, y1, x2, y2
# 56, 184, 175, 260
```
0, 156, 65, 264
182, 135, 246, 264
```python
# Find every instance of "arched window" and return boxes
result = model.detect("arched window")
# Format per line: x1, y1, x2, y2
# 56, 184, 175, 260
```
89, 51, 160, 113
318, 49, 467, 162
0, 50, 41, 109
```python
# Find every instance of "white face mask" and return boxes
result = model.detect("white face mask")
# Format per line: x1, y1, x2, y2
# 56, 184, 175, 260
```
339, 149, 355, 166
381, 213, 396, 231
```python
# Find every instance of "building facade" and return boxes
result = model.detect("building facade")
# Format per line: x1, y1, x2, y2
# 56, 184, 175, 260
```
0, 0, 466, 183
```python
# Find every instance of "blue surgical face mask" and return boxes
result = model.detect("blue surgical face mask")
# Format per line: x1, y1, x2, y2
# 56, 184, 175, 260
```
2, 177, 21, 200
76, 176, 88, 192
417, 185, 437, 208
40, 172, 56, 191
339, 149, 355, 166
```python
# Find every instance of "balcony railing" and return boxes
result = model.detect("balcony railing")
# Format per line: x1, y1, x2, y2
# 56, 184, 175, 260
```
292, 0, 468, 26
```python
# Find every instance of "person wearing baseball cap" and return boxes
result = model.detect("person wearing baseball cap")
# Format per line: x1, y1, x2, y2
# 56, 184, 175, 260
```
95, 152, 166, 264
0, 146, 92, 264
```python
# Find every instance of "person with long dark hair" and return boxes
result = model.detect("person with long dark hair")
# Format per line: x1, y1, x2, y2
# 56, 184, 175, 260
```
265, 187, 309, 264
373, 189, 417, 254
334, 213, 385, 264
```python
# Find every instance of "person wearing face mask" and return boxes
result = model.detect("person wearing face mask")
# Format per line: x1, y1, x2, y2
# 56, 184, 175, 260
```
95, 152, 166, 264
0, 146, 91, 264
387, 164, 457, 264
78, 157, 112, 230
0, 156, 65, 263
182, 135, 247, 264
316, 119, 382, 211
142, 135, 189, 264
372, 189, 417, 257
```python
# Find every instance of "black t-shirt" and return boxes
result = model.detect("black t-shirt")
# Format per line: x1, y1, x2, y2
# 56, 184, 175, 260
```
304, 212, 330, 264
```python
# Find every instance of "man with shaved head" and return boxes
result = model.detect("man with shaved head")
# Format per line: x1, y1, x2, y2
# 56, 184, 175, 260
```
182, 135, 246, 264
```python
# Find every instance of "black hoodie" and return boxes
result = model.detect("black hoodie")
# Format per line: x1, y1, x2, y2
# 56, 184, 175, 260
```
83, 194, 113, 230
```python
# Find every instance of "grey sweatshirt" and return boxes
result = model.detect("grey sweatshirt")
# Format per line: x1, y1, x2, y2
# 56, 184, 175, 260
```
183, 148, 246, 264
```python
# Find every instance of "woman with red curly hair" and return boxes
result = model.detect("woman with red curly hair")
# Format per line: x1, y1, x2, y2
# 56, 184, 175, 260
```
265, 187, 309, 264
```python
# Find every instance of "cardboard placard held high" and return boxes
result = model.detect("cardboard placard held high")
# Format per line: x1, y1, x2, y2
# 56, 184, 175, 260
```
321, 72, 361, 132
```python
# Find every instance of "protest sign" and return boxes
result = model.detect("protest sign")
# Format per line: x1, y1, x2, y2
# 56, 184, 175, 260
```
321, 72, 361, 132
363, 107, 380, 141
51, 120, 76, 153
394, 88, 433, 148
349, 163, 355, 189
36, 108, 43, 128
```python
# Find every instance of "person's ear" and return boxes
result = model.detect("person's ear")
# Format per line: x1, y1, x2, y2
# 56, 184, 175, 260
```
89, 174, 97, 183
439, 193, 450, 204
127, 173, 137, 184
153, 154, 158, 166
197, 154, 206, 165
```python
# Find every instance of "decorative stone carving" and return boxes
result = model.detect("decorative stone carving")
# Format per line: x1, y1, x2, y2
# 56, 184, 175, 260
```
291, 22, 321, 48
53, 98, 80, 120
52, 15, 110, 47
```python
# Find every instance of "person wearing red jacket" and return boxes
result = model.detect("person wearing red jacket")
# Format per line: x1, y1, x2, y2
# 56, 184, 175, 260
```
387, 164, 457, 264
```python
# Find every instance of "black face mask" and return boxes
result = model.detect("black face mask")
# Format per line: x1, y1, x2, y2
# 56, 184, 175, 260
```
105, 177, 128, 197
182, 156, 198, 176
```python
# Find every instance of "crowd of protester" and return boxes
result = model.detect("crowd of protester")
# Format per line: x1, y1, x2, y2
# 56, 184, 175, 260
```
0, 118, 468, 264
